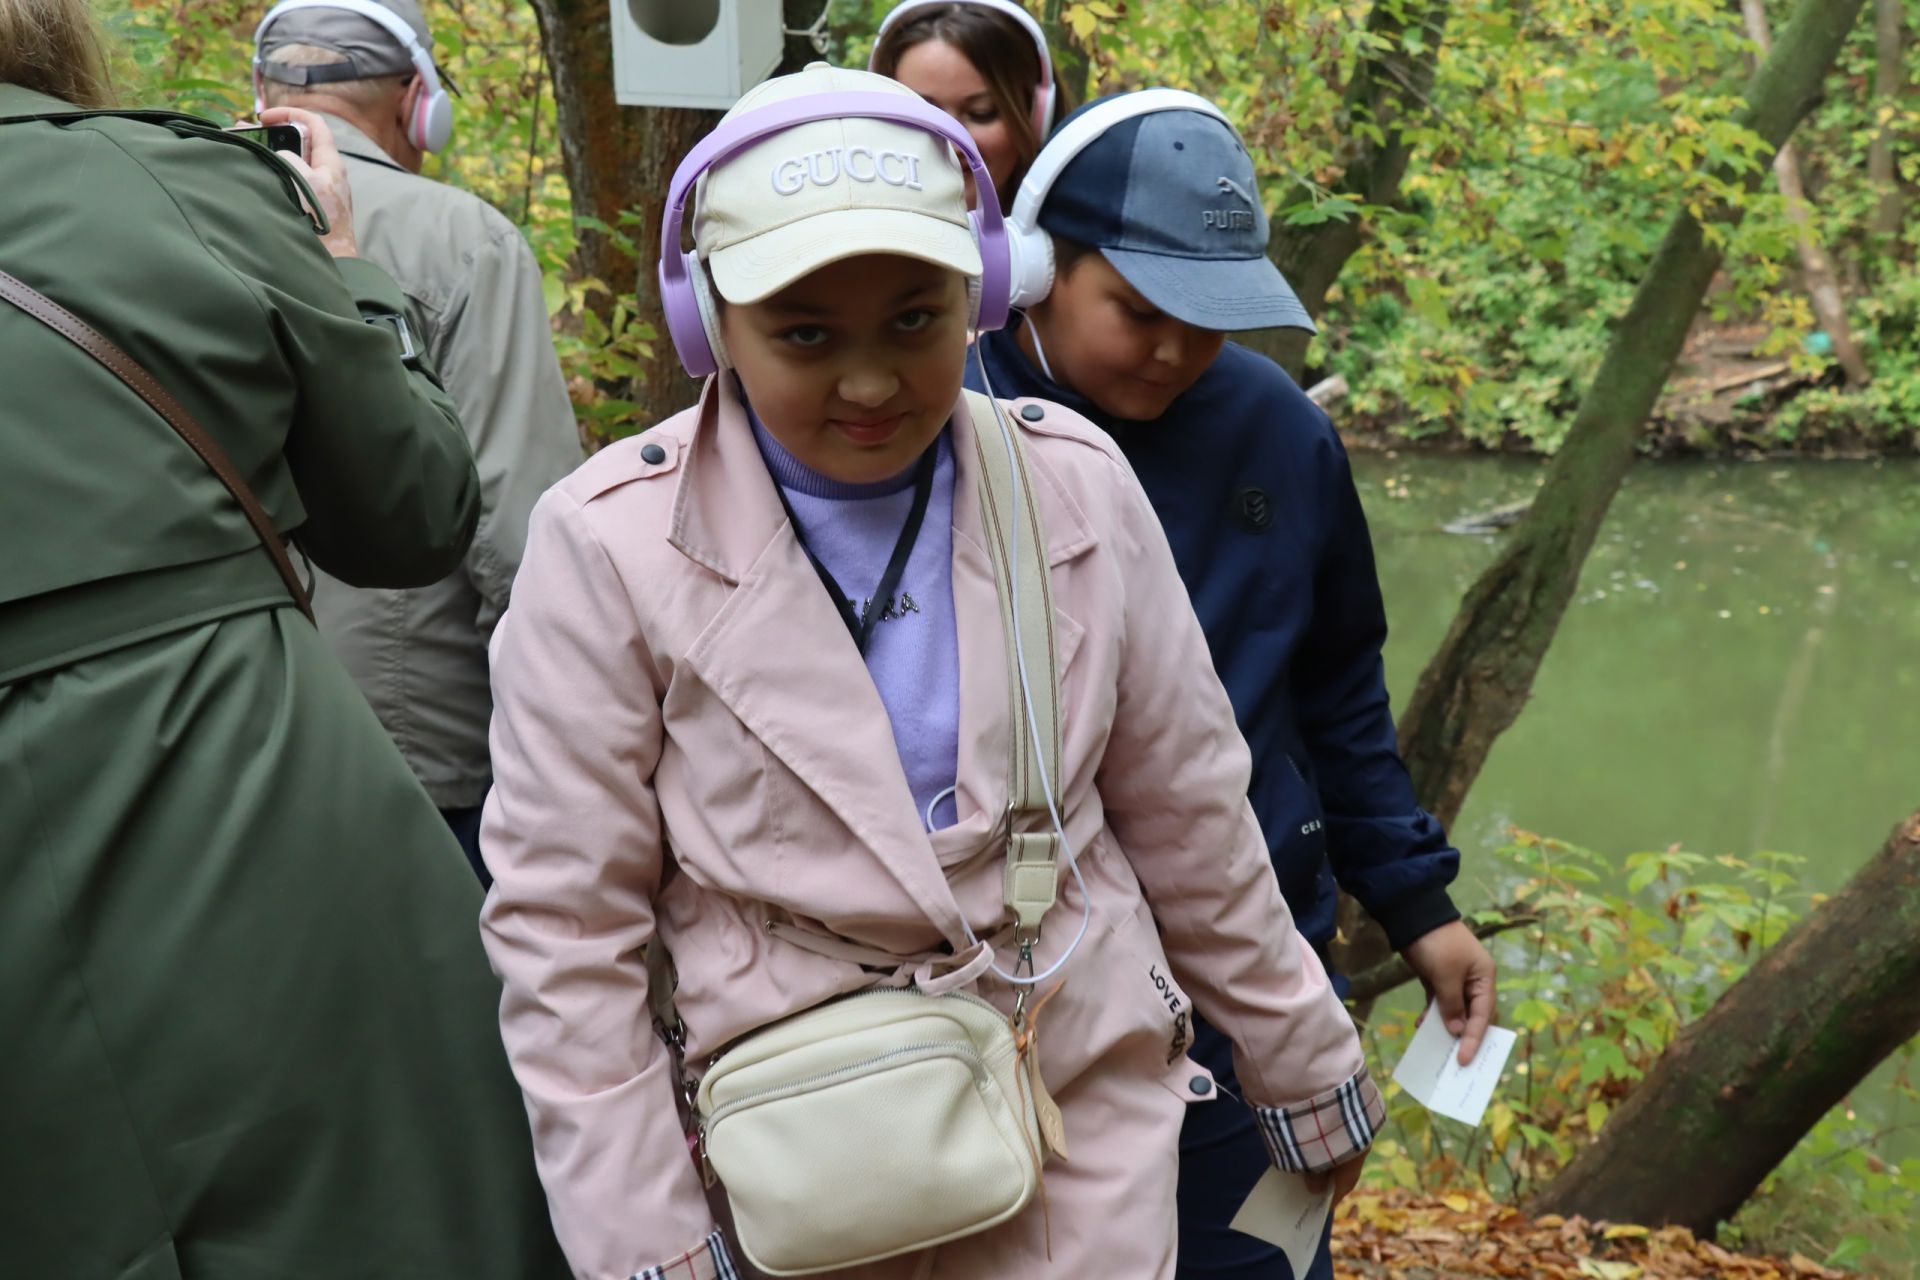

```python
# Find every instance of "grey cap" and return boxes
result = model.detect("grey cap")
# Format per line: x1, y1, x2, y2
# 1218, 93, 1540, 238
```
258, 0, 443, 86
1037, 98, 1313, 333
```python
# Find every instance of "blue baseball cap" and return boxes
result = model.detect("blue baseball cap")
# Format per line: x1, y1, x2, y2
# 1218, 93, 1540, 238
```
1036, 95, 1314, 333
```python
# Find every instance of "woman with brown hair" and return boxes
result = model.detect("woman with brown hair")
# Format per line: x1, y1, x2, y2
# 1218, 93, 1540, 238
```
870, 0, 1062, 201
0, 0, 565, 1274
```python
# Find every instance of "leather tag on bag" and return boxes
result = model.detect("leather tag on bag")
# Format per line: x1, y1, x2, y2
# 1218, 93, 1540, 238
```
1016, 979, 1070, 1162
1029, 1048, 1068, 1161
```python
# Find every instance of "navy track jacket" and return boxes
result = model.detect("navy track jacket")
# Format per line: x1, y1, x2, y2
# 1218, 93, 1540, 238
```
968, 327, 1462, 958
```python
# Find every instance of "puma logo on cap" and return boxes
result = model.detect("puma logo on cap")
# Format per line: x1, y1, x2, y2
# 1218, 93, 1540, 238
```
1203, 174, 1258, 231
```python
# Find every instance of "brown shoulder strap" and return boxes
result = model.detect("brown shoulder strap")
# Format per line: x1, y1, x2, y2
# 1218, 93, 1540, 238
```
0, 268, 314, 623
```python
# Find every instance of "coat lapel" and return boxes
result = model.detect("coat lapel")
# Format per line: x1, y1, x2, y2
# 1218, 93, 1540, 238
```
674, 380, 973, 946
671, 381, 1100, 941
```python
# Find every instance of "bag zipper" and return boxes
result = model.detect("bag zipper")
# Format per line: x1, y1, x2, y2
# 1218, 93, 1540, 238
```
840, 986, 1005, 1015
705, 1039, 985, 1126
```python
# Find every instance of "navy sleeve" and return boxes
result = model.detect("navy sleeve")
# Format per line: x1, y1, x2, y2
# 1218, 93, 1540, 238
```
1291, 423, 1462, 951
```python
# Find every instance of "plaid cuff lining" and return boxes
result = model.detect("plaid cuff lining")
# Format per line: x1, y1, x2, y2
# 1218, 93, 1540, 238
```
633, 1230, 738, 1280
1254, 1065, 1386, 1174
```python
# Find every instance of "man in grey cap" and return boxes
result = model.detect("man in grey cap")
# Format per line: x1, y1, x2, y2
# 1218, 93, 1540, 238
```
253, 0, 584, 881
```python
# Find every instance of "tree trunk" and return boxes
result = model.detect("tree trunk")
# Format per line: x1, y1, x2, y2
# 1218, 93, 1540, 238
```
1041, 0, 1093, 105
1395, 0, 1869, 828
1245, 0, 1449, 381
1531, 811, 1920, 1234
531, 0, 825, 431
1871, 0, 1905, 236
1740, 0, 1871, 386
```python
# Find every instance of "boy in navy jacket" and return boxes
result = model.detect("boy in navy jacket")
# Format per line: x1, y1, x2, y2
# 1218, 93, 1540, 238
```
967, 94, 1498, 1279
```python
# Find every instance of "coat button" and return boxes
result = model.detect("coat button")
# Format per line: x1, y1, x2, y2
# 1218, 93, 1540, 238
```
1020, 403, 1045, 421
641, 442, 667, 465
1189, 1075, 1212, 1096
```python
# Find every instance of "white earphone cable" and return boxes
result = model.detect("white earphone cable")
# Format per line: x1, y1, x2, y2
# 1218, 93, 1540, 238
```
1021, 310, 1059, 383
967, 342, 1090, 988
924, 784, 957, 832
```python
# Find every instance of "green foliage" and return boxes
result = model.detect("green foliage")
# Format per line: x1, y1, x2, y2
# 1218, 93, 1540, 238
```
1069, 0, 1917, 452
101, 0, 640, 439
1360, 832, 1920, 1273
96, 0, 1920, 451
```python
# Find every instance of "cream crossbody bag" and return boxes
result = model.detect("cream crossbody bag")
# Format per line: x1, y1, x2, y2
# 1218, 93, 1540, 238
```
665, 393, 1069, 1276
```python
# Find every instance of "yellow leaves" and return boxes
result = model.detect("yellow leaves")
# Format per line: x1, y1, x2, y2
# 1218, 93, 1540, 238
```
1443, 1193, 1477, 1213
1579, 1260, 1643, 1280
1605, 1224, 1651, 1240
1061, 1, 1120, 41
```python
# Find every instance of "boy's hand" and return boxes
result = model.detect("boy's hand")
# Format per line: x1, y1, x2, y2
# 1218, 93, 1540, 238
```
1402, 920, 1498, 1065
1305, 1150, 1367, 1206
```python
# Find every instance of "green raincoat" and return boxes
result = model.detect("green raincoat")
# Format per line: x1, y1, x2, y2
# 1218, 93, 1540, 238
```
0, 85, 568, 1279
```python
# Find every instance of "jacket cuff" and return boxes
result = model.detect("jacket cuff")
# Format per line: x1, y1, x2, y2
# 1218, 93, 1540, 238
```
1253, 1065, 1386, 1174
632, 1229, 737, 1280
1370, 883, 1462, 952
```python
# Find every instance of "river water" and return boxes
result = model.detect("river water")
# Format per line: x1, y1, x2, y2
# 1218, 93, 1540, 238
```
1357, 453, 1920, 894
1355, 452, 1920, 1215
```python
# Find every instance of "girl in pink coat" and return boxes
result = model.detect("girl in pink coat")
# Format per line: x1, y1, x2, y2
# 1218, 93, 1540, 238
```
480, 64, 1383, 1280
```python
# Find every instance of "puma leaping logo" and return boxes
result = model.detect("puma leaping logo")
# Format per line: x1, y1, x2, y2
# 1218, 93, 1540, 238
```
1216, 175, 1255, 206
1204, 175, 1259, 231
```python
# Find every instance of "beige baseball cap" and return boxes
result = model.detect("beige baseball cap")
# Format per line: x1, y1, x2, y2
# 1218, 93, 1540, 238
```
694, 63, 983, 305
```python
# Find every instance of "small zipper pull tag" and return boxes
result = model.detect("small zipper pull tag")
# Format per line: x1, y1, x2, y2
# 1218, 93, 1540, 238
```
697, 1124, 717, 1188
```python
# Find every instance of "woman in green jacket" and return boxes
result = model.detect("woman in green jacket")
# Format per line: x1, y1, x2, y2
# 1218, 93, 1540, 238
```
0, 3, 567, 1275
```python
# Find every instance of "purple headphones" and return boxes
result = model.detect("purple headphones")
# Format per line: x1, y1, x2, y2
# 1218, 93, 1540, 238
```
659, 91, 1013, 379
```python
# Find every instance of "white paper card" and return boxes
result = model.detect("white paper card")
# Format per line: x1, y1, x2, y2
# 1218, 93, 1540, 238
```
1229, 1167, 1331, 1274
1391, 997, 1517, 1126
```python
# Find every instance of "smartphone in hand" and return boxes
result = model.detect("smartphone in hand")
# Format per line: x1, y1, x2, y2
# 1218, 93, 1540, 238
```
225, 121, 312, 165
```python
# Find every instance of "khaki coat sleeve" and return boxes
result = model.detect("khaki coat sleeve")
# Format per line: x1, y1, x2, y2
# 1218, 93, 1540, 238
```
428, 217, 583, 638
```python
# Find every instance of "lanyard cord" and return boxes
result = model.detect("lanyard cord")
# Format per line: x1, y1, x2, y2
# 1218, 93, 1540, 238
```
775, 443, 939, 655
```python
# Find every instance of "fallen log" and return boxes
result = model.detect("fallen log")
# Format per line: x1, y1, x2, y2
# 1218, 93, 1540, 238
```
1530, 810, 1920, 1236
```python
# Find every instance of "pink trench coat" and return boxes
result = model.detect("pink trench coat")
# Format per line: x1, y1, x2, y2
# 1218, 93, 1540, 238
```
480, 378, 1386, 1280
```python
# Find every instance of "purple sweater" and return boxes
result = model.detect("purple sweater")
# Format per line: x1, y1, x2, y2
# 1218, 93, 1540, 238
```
751, 415, 961, 831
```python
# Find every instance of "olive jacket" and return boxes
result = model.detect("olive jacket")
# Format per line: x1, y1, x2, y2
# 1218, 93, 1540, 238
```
0, 85, 566, 1278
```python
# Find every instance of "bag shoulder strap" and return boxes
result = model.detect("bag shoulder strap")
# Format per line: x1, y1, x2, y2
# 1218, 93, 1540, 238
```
0, 269, 315, 622
962, 390, 1062, 934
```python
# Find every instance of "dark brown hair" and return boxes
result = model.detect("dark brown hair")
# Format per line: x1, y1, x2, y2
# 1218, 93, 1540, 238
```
871, 3, 1065, 198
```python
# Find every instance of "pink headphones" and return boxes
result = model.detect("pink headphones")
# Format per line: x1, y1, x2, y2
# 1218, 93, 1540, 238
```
658, 91, 1014, 379
871, 0, 1058, 140
252, 0, 455, 153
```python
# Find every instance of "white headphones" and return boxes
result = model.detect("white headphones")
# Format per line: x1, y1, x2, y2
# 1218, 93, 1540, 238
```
871, 0, 1057, 140
252, 0, 455, 153
1005, 88, 1229, 310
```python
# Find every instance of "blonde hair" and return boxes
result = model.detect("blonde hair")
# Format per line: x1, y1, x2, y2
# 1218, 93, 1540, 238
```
0, 0, 114, 108
257, 42, 404, 111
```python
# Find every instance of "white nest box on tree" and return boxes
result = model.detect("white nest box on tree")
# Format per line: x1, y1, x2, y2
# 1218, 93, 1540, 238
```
612, 0, 784, 109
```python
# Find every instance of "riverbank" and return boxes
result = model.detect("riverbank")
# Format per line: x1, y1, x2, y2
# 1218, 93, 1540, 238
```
1336, 407, 1920, 461
1319, 319, 1920, 460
